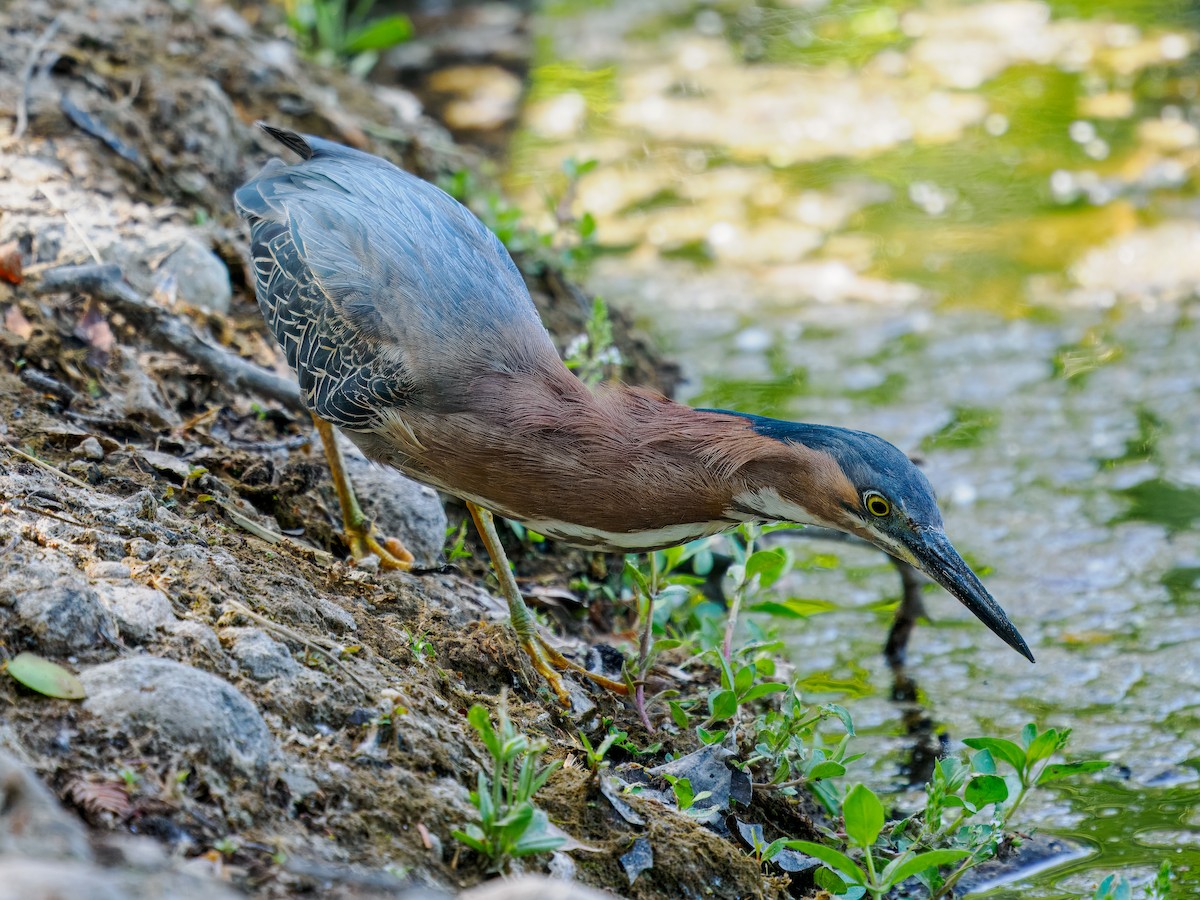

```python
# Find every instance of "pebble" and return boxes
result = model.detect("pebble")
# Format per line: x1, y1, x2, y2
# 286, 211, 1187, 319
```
460, 876, 613, 900
91, 581, 176, 643
0, 551, 118, 653
74, 436, 105, 460
0, 750, 92, 861
80, 656, 275, 776
221, 627, 301, 681
0, 858, 241, 900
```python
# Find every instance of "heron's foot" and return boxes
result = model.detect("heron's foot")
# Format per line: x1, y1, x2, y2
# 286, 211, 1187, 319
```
344, 520, 414, 571
534, 634, 631, 698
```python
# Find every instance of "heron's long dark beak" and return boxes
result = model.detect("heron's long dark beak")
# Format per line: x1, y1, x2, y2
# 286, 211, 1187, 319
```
904, 528, 1034, 662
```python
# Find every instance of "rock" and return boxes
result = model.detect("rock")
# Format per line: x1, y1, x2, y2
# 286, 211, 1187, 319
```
0, 858, 241, 900
0, 550, 118, 653
110, 230, 233, 315
160, 235, 231, 312
164, 620, 223, 659
341, 436, 448, 567
460, 876, 612, 900
86, 561, 132, 580
0, 750, 92, 862
221, 627, 301, 681
92, 581, 176, 643
80, 657, 275, 776
73, 436, 105, 460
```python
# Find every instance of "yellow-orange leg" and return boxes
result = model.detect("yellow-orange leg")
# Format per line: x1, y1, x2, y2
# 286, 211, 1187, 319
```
465, 502, 629, 705
313, 414, 414, 570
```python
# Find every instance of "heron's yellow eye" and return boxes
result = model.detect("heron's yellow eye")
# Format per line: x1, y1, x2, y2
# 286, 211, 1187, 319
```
864, 492, 890, 517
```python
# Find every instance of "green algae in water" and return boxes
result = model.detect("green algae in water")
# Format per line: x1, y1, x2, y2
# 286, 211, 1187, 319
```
1115, 478, 1200, 534
922, 405, 999, 451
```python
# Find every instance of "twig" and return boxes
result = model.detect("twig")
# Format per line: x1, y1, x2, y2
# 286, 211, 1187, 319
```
2, 442, 93, 490
8, 14, 63, 145
37, 264, 304, 414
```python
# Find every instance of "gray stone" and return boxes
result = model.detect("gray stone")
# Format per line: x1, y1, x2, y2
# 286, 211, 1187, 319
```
0, 551, 118, 653
460, 876, 612, 900
159, 234, 232, 314
164, 620, 223, 659
0, 750, 91, 862
85, 561, 132, 580
341, 435, 448, 567
81, 656, 275, 776
0, 858, 241, 900
92, 581, 176, 643
221, 627, 301, 681
74, 436, 105, 460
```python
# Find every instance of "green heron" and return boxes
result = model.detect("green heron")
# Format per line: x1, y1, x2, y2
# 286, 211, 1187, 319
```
235, 125, 1033, 704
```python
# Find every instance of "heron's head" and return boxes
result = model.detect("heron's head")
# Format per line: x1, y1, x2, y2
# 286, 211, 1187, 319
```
713, 412, 1033, 662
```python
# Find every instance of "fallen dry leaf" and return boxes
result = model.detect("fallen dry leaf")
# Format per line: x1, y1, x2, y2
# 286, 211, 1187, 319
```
0, 241, 22, 285
3, 304, 33, 339
74, 297, 115, 366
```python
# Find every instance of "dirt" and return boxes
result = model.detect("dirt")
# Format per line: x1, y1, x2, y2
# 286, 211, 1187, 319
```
0, 1, 819, 897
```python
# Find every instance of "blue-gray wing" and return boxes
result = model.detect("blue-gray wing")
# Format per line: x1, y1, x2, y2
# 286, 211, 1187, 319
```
234, 129, 553, 430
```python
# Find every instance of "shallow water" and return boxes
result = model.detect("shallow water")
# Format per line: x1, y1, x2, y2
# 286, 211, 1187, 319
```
508, 0, 1200, 894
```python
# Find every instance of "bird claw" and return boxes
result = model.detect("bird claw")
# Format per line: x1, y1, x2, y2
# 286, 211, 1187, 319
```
345, 521, 414, 570
522, 635, 630, 706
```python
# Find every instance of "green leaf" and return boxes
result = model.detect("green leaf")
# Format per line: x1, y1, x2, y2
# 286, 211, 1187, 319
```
842, 784, 885, 848
343, 14, 412, 52
1026, 727, 1062, 764
748, 597, 838, 618
814, 867, 847, 892
882, 849, 971, 886
971, 749, 997, 774
782, 840, 866, 885
824, 703, 856, 735
963, 737, 1026, 774
740, 682, 787, 703
696, 727, 726, 745
578, 212, 597, 239
1020, 722, 1038, 748
708, 689, 738, 722
6, 652, 85, 699
1037, 760, 1111, 785
668, 700, 690, 729
451, 828, 488, 854
512, 808, 565, 856
624, 559, 651, 598
745, 547, 789, 587
964, 775, 1009, 809
807, 760, 846, 780
734, 665, 754, 696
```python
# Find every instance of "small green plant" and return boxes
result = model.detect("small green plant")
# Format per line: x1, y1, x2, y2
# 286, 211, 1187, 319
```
786, 724, 1110, 900
283, 0, 412, 76
564, 297, 621, 387
661, 774, 714, 820
740, 694, 858, 814
444, 521, 473, 562
1093, 862, 1175, 899
438, 157, 599, 274
403, 629, 435, 663
452, 701, 564, 872
576, 725, 622, 777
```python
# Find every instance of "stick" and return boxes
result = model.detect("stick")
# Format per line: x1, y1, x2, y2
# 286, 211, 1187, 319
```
37, 264, 305, 414
8, 14, 62, 145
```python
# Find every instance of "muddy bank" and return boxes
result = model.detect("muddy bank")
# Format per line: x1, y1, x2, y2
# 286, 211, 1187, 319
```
0, 0, 822, 897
